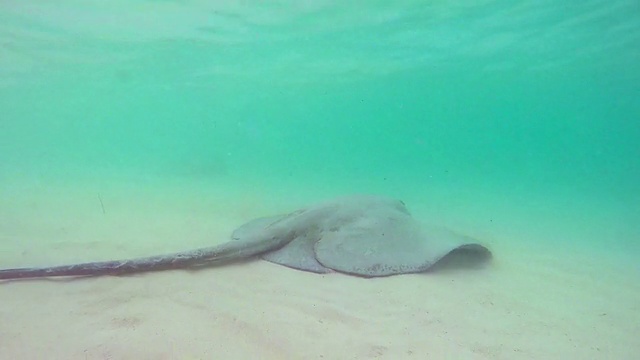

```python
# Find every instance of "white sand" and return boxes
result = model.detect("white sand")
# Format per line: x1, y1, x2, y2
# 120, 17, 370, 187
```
1, 178, 638, 360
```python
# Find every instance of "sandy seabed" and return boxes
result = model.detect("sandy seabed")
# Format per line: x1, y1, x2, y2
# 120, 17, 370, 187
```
0, 178, 638, 360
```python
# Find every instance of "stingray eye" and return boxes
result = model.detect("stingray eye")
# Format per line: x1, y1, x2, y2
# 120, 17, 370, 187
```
395, 200, 410, 214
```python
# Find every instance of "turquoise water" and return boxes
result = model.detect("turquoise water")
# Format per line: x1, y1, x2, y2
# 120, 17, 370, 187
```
2, 1, 638, 258
0, 2, 638, 256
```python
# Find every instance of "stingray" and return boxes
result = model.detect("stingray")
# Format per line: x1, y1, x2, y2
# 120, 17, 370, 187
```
0, 195, 491, 280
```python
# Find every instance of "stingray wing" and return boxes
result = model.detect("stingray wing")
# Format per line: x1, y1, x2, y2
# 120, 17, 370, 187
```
313, 199, 487, 277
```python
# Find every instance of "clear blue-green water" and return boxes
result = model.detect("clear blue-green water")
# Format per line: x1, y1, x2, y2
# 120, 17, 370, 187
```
0, 1, 639, 357
2, 1, 638, 254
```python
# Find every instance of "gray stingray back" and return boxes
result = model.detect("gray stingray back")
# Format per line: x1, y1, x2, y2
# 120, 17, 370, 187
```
231, 195, 490, 277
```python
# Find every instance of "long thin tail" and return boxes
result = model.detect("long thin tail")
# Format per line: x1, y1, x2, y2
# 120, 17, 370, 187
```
0, 235, 288, 280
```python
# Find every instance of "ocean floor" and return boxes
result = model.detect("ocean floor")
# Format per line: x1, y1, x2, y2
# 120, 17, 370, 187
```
0, 175, 638, 359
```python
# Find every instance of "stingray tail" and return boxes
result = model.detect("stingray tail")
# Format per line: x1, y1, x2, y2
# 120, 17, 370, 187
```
0, 236, 285, 280
0, 250, 203, 280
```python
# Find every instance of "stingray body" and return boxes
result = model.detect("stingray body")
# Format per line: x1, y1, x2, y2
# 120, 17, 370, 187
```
0, 195, 491, 280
